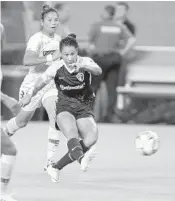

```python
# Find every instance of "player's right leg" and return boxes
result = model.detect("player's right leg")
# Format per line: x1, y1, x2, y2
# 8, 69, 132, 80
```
1, 128, 17, 201
77, 116, 98, 172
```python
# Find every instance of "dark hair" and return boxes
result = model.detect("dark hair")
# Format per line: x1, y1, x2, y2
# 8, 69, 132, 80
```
41, 4, 58, 20
54, 3, 65, 11
60, 34, 78, 52
116, 2, 129, 10
104, 5, 116, 17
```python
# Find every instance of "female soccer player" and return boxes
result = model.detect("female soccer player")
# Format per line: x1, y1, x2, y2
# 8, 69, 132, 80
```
1, 22, 19, 201
20, 34, 102, 182
4, 5, 62, 169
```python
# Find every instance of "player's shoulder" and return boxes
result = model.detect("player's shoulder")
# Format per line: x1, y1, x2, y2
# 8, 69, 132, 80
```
28, 32, 42, 43
79, 56, 94, 63
52, 59, 64, 69
54, 33, 62, 42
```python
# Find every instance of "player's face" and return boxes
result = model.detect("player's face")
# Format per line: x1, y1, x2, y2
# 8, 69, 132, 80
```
101, 9, 109, 20
61, 46, 78, 65
42, 12, 59, 35
115, 5, 128, 20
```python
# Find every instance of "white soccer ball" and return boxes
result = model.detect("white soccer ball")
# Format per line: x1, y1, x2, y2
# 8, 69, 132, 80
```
135, 130, 159, 156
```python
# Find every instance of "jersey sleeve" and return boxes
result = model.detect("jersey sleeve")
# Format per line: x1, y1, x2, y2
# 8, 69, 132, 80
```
41, 60, 62, 83
26, 34, 41, 52
82, 57, 98, 67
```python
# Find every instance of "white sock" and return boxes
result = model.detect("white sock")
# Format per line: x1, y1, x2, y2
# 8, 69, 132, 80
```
5, 118, 19, 136
1, 154, 16, 194
47, 127, 60, 162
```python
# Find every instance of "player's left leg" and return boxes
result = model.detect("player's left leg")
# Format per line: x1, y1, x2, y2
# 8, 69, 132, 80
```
42, 90, 61, 169
1, 129, 17, 201
77, 116, 98, 171
52, 114, 98, 174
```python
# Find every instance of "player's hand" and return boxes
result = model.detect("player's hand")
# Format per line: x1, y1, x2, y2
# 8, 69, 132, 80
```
69, 63, 84, 73
19, 94, 32, 108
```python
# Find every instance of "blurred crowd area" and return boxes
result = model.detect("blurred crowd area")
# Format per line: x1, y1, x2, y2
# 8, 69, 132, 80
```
1, 1, 175, 124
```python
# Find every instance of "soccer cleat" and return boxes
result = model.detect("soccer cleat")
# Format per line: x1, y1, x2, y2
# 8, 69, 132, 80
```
81, 145, 97, 172
44, 159, 54, 171
1, 194, 17, 201
46, 165, 60, 183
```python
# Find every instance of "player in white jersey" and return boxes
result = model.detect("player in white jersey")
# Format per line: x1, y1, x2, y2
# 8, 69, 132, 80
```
4, 5, 62, 169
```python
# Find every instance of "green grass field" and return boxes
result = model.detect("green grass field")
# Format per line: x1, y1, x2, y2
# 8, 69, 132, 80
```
2, 122, 175, 201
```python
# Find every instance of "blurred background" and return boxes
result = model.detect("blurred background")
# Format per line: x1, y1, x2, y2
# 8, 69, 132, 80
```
1, 1, 175, 124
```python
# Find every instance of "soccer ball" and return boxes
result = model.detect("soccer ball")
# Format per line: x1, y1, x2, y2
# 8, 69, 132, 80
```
135, 130, 159, 156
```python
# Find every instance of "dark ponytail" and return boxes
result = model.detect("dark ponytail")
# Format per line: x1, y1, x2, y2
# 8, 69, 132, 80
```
41, 4, 58, 20
60, 33, 78, 52
67, 33, 77, 39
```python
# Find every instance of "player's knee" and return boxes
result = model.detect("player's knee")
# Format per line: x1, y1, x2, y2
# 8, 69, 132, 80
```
9, 144, 17, 156
3, 142, 17, 156
65, 127, 79, 140
16, 119, 28, 128
84, 129, 98, 147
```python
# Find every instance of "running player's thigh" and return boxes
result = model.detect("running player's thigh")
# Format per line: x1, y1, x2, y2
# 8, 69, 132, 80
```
56, 111, 78, 140
15, 108, 35, 127
77, 116, 98, 140
1, 128, 16, 155
42, 95, 57, 128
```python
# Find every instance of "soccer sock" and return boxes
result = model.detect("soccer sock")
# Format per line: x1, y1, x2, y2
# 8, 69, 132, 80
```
47, 127, 60, 161
79, 140, 89, 153
5, 117, 19, 137
1, 154, 16, 194
53, 139, 90, 170
53, 152, 74, 170
67, 138, 84, 164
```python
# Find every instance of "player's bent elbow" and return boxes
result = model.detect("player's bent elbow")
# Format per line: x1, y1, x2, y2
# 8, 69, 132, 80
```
23, 57, 34, 66
95, 67, 102, 76
3, 141, 17, 156
23, 59, 31, 66
130, 37, 136, 45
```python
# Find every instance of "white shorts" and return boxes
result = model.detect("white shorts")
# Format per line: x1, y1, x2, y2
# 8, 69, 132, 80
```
19, 73, 58, 111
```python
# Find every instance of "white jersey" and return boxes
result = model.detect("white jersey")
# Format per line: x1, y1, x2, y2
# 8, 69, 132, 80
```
20, 32, 61, 111
26, 31, 61, 74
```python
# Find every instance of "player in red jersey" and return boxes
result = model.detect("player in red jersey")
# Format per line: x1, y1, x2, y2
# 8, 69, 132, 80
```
20, 34, 102, 182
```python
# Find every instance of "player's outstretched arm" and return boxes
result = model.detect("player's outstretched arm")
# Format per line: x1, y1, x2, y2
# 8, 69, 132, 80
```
119, 24, 136, 56
83, 63, 102, 75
